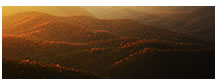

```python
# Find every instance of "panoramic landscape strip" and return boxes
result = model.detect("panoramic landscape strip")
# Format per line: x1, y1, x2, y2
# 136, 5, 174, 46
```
2, 6, 214, 79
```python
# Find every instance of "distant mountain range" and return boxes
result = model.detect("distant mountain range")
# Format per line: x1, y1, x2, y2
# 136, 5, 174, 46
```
4, 6, 215, 42
135, 7, 215, 42
85, 6, 215, 42
3, 11, 200, 43
3, 10, 214, 79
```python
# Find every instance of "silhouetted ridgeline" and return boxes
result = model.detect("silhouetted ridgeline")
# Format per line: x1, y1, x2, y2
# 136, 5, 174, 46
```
3, 11, 201, 43
86, 7, 215, 42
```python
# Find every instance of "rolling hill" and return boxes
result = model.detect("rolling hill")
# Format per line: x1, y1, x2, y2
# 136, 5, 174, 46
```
3, 11, 201, 43
135, 7, 215, 42
3, 34, 214, 79
104, 47, 212, 79
3, 59, 102, 79
3, 12, 118, 42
